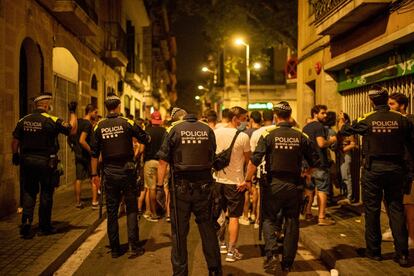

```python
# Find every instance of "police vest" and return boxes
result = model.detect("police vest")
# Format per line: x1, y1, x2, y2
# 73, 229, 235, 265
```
19, 112, 60, 157
361, 110, 405, 157
266, 126, 304, 175
171, 121, 214, 172
97, 117, 134, 164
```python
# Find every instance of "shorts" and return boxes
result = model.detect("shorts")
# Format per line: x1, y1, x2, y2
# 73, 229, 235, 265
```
144, 160, 159, 189
216, 182, 244, 218
76, 160, 90, 181
404, 181, 414, 204
307, 168, 330, 193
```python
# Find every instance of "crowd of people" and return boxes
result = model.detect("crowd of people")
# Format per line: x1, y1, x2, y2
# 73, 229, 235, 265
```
11, 86, 414, 275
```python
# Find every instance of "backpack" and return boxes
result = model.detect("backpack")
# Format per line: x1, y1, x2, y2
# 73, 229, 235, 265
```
213, 130, 241, 171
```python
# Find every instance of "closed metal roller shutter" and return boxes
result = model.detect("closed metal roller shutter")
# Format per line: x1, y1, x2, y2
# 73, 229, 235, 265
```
341, 75, 414, 202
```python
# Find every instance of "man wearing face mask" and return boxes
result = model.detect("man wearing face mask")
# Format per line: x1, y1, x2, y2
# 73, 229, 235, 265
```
12, 92, 78, 238
214, 106, 251, 262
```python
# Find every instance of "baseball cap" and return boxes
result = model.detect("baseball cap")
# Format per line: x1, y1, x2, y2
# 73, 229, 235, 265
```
151, 111, 162, 125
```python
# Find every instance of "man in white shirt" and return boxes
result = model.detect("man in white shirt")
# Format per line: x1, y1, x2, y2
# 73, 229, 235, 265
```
214, 106, 251, 262
249, 109, 275, 228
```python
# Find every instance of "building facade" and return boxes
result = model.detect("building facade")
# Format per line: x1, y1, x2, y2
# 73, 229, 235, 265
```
297, 0, 414, 199
0, 0, 174, 217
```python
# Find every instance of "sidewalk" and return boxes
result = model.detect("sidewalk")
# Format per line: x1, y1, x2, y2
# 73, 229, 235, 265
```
0, 185, 105, 275
299, 205, 414, 275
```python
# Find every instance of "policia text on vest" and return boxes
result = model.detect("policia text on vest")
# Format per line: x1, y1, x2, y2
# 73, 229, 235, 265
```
12, 95, 78, 239
157, 113, 222, 276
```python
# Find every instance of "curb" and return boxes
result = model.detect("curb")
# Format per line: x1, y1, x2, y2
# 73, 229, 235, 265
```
39, 212, 107, 276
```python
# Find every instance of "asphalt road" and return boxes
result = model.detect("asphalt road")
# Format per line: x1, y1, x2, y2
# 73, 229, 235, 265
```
55, 215, 330, 276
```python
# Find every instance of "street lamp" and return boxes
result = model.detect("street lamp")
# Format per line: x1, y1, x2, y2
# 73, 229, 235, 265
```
253, 62, 262, 70
195, 95, 201, 100
201, 66, 217, 84
234, 38, 250, 110
198, 85, 208, 91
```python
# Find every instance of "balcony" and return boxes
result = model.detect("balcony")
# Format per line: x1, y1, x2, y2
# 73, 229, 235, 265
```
312, 0, 392, 36
103, 22, 128, 67
52, 0, 99, 36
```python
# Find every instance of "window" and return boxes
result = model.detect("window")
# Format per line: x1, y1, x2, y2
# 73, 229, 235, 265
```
91, 74, 98, 90
124, 95, 131, 116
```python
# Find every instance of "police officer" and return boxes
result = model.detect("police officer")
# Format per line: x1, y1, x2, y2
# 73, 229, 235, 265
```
157, 108, 222, 276
12, 93, 78, 238
338, 85, 414, 267
243, 101, 317, 272
91, 93, 150, 258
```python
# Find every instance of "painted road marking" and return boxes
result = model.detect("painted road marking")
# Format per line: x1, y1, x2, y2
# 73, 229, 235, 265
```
54, 219, 107, 276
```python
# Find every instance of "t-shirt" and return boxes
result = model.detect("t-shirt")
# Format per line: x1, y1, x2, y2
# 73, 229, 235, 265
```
244, 127, 259, 138
144, 125, 166, 161
250, 125, 275, 152
74, 118, 92, 162
303, 121, 329, 168
214, 127, 251, 185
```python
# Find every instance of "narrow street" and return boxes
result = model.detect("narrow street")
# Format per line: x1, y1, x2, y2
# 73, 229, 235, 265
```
55, 216, 329, 275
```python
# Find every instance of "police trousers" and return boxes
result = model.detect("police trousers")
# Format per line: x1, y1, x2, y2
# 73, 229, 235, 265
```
21, 158, 56, 229
170, 177, 221, 276
362, 161, 408, 256
262, 177, 301, 266
103, 164, 139, 251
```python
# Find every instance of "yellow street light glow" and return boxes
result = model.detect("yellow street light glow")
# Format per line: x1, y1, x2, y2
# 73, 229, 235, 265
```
253, 62, 262, 70
195, 95, 200, 100
234, 38, 245, 46
197, 85, 205, 90
201, 66, 209, 72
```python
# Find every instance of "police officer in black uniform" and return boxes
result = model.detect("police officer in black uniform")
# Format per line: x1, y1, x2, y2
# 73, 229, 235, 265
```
339, 85, 414, 267
91, 93, 150, 258
244, 101, 317, 273
157, 108, 222, 276
12, 93, 78, 238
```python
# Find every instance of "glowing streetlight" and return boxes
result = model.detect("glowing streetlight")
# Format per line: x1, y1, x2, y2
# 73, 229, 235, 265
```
195, 95, 200, 100
253, 62, 262, 70
201, 66, 210, 72
198, 85, 206, 90
234, 37, 250, 109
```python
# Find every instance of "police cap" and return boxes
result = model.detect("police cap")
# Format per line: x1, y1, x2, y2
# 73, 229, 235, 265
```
33, 92, 52, 103
171, 107, 187, 122
368, 85, 388, 100
274, 101, 292, 112
104, 93, 121, 110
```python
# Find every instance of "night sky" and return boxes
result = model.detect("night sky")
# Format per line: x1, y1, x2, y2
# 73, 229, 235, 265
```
172, 15, 207, 115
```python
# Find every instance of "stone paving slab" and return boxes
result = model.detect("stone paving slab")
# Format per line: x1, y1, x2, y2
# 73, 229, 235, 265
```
0, 185, 105, 275
299, 205, 414, 275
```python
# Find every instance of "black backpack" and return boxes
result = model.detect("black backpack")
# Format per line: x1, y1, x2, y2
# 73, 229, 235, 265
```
213, 130, 242, 171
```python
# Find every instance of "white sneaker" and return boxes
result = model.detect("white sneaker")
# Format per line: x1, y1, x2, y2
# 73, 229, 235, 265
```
250, 214, 256, 221
254, 223, 260, 229
225, 248, 243, 262
239, 216, 250, 226
382, 228, 393, 242
219, 242, 228, 254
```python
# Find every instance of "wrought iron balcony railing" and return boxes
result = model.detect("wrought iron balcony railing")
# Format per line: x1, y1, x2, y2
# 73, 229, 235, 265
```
310, 0, 349, 22
104, 22, 127, 57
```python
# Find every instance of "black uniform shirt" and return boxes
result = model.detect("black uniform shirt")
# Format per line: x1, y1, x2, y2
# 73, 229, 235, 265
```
13, 109, 72, 157
340, 105, 414, 159
252, 122, 316, 177
91, 113, 150, 164
157, 114, 216, 180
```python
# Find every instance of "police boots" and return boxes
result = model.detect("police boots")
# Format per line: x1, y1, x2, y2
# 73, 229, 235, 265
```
208, 268, 222, 276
